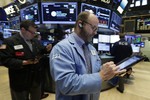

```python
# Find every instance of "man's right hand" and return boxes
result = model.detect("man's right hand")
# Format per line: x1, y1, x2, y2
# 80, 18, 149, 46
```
99, 61, 126, 81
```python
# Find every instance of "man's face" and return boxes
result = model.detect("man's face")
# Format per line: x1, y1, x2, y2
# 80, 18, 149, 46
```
24, 26, 37, 40
81, 15, 99, 42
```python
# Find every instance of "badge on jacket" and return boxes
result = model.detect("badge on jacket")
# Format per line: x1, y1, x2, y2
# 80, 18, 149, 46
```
14, 45, 23, 50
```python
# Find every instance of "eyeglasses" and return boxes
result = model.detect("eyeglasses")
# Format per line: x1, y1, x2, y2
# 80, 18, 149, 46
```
27, 30, 37, 34
84, 21, 98, 32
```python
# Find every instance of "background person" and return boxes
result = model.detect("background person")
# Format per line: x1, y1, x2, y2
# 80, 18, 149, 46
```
109, 34, 133, 92
0, 20, 51, 100
49, 11, 125, 100
110, 34, 133, 64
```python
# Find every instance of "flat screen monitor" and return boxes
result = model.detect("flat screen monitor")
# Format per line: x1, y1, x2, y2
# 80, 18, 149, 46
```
81, 3, 111, 28
117, 0, 128, 14
0, 21, 10, 33
81, 3, 97, 15
0, 21, 11, 38
93, 38, 98, 44
131, 44, 140, 53
98, 43, 110, 51
41, 2, 78, 24
9, 16, 20, 30
125, 34, 141, 44
98, 34, 110, 43
110, 11, 122, 32
20, 3, 40, 24
110, 35, 120, 43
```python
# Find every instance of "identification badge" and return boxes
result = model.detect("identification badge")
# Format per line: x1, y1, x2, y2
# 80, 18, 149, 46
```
91, 50, 97, 55
14, 45, 23, 50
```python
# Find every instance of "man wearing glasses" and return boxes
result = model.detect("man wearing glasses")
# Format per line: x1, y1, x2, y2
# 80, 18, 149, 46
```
50, 11, 125, 100
0, 20, 52, 100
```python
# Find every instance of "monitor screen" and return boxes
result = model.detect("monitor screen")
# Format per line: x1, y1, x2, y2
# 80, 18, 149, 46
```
117, 0, 128, 14
93, 38, 98, 44
98, 34, 110, 43
110, 11, 122, 32
20, 3, 40, 24
0, 21, 10, 33
9, 16, 20, 30
125, 34, 141, 44
0, 21, 11, 38
110, 35, 120, 43
117, 55, 144, 70
81, 3, 97, 14
98, 43, 110, 51
131, 44, 140, 53
41, 2, 78, 24
81, 3, 111, 28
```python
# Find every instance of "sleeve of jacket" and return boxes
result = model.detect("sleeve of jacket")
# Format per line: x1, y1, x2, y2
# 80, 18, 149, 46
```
50, 43, 102, 95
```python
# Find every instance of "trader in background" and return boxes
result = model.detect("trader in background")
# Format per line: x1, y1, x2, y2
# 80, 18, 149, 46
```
110, 34, 133, 92
110, 34, 133, 64
0, 20, 51, 100
49, 11, 125, 100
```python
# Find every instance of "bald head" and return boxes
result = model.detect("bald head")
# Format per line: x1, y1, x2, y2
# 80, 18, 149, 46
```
74, 11, 99, 42
75, 11, 99, 28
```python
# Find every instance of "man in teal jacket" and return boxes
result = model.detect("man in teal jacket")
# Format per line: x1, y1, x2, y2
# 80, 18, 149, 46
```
50, 11, 125, 100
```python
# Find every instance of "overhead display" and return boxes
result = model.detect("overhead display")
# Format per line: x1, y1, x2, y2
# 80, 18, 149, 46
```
20, 3, 40, 24
81, 3, 111, 28
41, 2, 78, 24
117, 0, 128, 14
110, 11, 122, 32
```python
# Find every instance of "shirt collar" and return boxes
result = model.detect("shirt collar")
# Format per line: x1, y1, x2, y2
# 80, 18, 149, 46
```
72, 32, 85, 48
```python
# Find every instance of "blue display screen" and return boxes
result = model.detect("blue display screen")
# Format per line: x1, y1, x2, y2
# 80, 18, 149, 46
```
20, 3, 40, 24
110, 11, 122, 32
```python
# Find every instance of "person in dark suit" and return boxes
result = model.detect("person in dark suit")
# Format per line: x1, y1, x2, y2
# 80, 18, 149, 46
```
110, 34, 133, 64
0, 20, 51, 100
109, 34, 133, 93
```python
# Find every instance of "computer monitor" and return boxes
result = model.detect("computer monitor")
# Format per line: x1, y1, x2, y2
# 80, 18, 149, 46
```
93, 38, 98, 44
131, 44, 140, 53
125, 34, 142, 44
41, 2, 78, 24
81, 3, 97, 15
110, 11, 122, 32
117, 0, 128, 14
110, 35, 120, 43
81, 3, 111, 28
9, 16, 20, 30
20, 3, 40, 24
98, 43, 110, 51
98, 34, 110, 43
0, 21, 11, 38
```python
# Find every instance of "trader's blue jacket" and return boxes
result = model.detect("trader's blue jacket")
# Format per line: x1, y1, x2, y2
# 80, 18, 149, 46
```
50, 33, 102, 100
